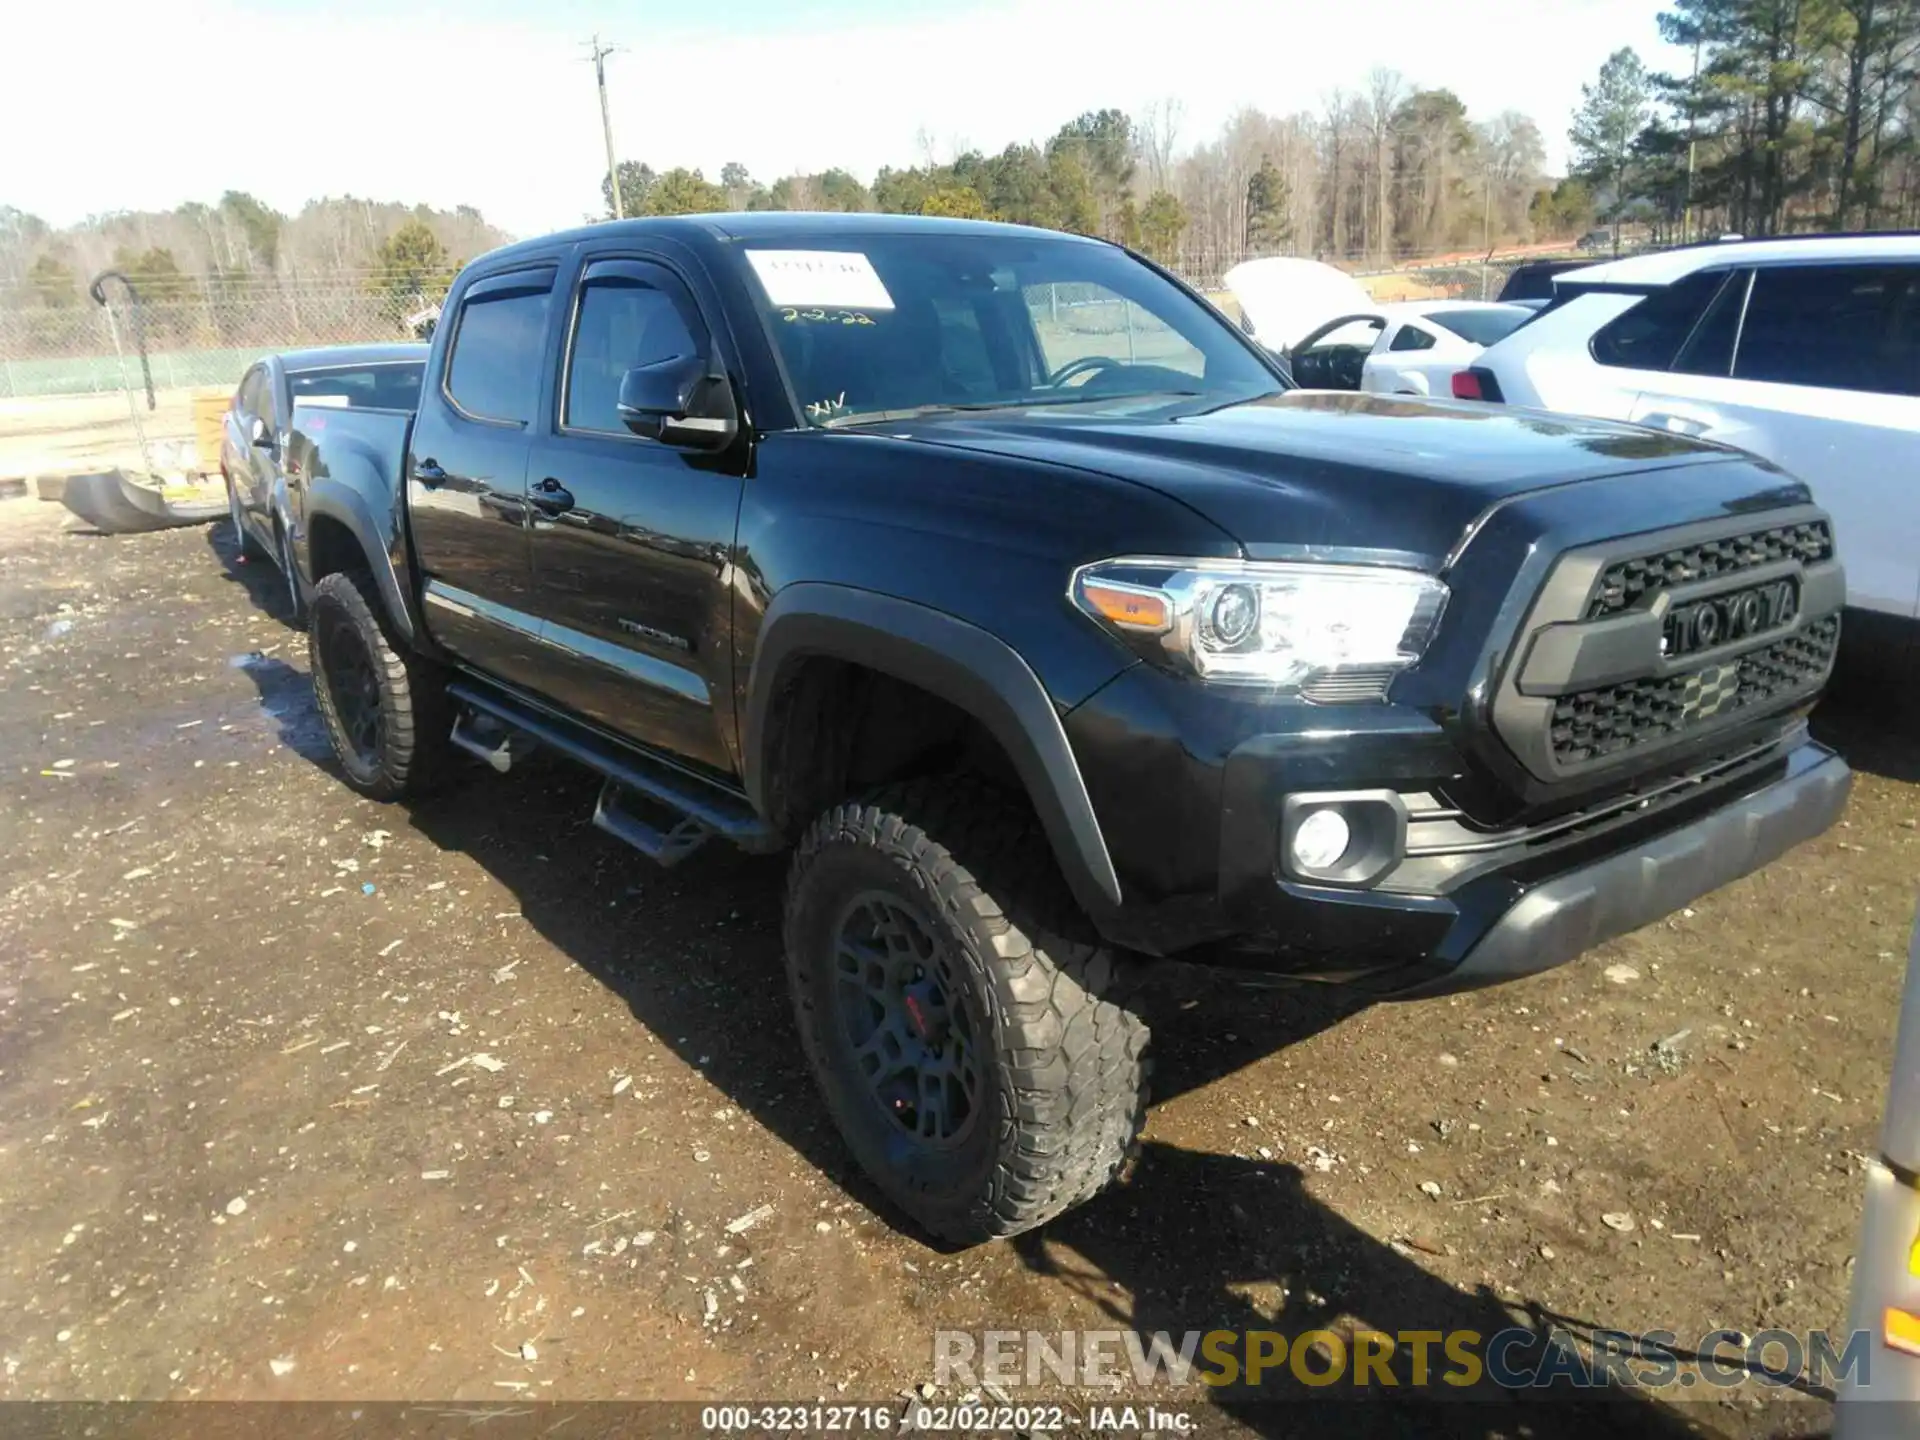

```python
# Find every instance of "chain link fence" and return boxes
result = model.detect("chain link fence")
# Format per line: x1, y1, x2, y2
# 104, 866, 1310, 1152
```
1177, 247, 1570, 303
0, 250, 1582, 402
0, 275, 440, 399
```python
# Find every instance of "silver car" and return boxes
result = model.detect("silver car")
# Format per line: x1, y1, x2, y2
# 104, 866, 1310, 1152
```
221, 344, 427, 620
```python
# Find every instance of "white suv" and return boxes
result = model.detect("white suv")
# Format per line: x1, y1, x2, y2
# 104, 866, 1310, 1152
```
1456, 236, 1920, 662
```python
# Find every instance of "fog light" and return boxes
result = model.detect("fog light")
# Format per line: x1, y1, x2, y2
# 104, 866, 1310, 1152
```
1292, 809, 1352, 871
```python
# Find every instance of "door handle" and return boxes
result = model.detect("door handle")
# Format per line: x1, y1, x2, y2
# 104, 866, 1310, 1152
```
413, 458, 448, 486
1640, 412, 1711, 438
530, 477, 576, 515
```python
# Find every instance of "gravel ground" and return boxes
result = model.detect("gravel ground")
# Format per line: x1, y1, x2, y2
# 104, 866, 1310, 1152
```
1, 495, 1915, 1438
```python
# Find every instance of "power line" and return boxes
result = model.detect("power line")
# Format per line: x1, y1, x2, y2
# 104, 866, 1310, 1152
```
585, 35, 625, 220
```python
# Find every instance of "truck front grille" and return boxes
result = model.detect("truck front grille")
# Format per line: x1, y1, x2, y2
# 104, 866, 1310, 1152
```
1491, 508, 1842, 783
1549, 617, 1839, 766
1584, 520, 1833, 618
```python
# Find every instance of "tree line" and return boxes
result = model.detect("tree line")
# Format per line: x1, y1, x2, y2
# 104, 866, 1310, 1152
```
0, 195, 509, 316
596, 2, 1916, 266
1575, 0, 1919, 239
4, 0, 1913, 335
599, 96, 1560, 276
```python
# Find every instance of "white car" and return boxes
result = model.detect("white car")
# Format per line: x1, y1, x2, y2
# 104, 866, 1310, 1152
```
1456, 235, 1920, 657
1288, 302, 1535, 396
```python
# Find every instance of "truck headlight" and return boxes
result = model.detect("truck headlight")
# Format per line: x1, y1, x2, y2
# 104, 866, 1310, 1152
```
1071, 557, 1448, 695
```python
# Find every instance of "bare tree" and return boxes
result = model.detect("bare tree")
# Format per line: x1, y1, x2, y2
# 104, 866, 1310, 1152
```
1476, 111, 1547, 248
1135, 96, 1186, 193
1320, 90, 1356, 256
1365, 69, 1407, 262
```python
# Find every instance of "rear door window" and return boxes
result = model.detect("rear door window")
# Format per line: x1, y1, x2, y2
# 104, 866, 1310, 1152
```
1732, 263, 1920, 397
1591, 270, 1730, 371
446, 270, 555, 424
1672, 270, 1751, 377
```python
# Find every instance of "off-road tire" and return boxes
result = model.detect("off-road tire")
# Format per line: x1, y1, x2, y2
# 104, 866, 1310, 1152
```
308, 568, 455, 801
784, 777, 1150, 1243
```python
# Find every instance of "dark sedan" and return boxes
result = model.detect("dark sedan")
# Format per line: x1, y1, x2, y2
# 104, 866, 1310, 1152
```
221, 343, 427, 619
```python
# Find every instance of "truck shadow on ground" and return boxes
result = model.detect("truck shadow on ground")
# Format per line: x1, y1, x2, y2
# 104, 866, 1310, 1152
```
1813, 685, 1920, 785
1013, 1139, 1825, 1439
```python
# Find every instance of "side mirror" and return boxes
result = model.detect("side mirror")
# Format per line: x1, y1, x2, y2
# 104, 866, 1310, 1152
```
617, 354, 738, 451
249, 415, 276, 450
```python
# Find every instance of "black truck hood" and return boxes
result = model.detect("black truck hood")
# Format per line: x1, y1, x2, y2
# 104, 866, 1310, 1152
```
892, 391, 1745, 561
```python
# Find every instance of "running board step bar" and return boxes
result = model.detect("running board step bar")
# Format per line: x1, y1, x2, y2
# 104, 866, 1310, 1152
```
448, 711, 538, 774
592, 782, 712, 867
446, 680, 781, 861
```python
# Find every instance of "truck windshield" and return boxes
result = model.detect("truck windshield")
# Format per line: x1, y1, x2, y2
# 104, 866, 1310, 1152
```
733, 233, 1284, 428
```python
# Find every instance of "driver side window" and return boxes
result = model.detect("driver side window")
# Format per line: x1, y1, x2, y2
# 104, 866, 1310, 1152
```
1021, 283, 1207, 379
564, 266, 702, 435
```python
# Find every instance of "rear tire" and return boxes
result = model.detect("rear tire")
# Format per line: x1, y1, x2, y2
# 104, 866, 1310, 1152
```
784, 778, 1150, 1243
308, 569, 454, 801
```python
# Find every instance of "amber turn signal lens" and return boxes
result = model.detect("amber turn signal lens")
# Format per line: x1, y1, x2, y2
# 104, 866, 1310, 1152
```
1079, 579, 1170, 633
1885, 1307, 1920, 1358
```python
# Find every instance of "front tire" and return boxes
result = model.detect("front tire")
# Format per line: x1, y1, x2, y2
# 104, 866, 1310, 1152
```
784, 778, 1149, 1243
308, 569, 454, 801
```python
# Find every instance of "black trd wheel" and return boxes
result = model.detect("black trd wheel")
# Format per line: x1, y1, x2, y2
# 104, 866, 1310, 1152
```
308, 569, 453, 801
225, 474, 267, 559
784, 778, 1150, 1244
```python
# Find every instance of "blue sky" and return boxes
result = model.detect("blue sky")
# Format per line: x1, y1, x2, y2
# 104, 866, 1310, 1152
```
1, 0, 1685, 240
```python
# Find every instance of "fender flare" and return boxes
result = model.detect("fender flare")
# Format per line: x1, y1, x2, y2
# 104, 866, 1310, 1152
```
743, 583, 1122, 917
303, 477, 416, 644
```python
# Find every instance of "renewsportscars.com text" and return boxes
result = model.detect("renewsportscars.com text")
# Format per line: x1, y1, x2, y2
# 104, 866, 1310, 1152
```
932, 1326, 1871, 1393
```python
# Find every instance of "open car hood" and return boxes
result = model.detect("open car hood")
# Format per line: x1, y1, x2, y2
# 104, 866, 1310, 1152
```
1223, 258, 1374, 353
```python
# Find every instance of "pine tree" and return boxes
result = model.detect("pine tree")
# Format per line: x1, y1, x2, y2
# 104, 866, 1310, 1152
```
1245, 160, 1293, 252
1570, 48, 1653, 245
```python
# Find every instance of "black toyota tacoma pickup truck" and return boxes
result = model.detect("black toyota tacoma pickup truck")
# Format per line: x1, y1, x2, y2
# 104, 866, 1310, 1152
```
281, 212, 1850, 1243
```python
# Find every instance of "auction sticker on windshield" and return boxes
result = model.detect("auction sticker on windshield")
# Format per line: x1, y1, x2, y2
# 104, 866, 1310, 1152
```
746, 250, 895, 310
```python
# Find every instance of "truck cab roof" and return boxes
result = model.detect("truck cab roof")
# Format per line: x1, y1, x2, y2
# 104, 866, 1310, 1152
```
477, 211, 1108, 270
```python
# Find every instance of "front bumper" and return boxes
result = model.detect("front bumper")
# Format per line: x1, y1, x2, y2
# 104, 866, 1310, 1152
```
1065, 655, 1849, 987
1391, 744, 1850, 996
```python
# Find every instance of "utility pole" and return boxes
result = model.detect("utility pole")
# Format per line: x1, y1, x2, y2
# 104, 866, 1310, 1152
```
588, 35, 624, 220
1482, 168, 1494, 299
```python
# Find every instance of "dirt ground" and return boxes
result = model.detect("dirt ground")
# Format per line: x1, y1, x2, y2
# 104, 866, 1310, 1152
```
0, 387, 227, 484
1, 494, 1916, 1438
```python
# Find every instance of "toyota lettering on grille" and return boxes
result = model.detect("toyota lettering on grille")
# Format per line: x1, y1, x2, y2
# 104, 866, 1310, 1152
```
1663, 578, 1799, 657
